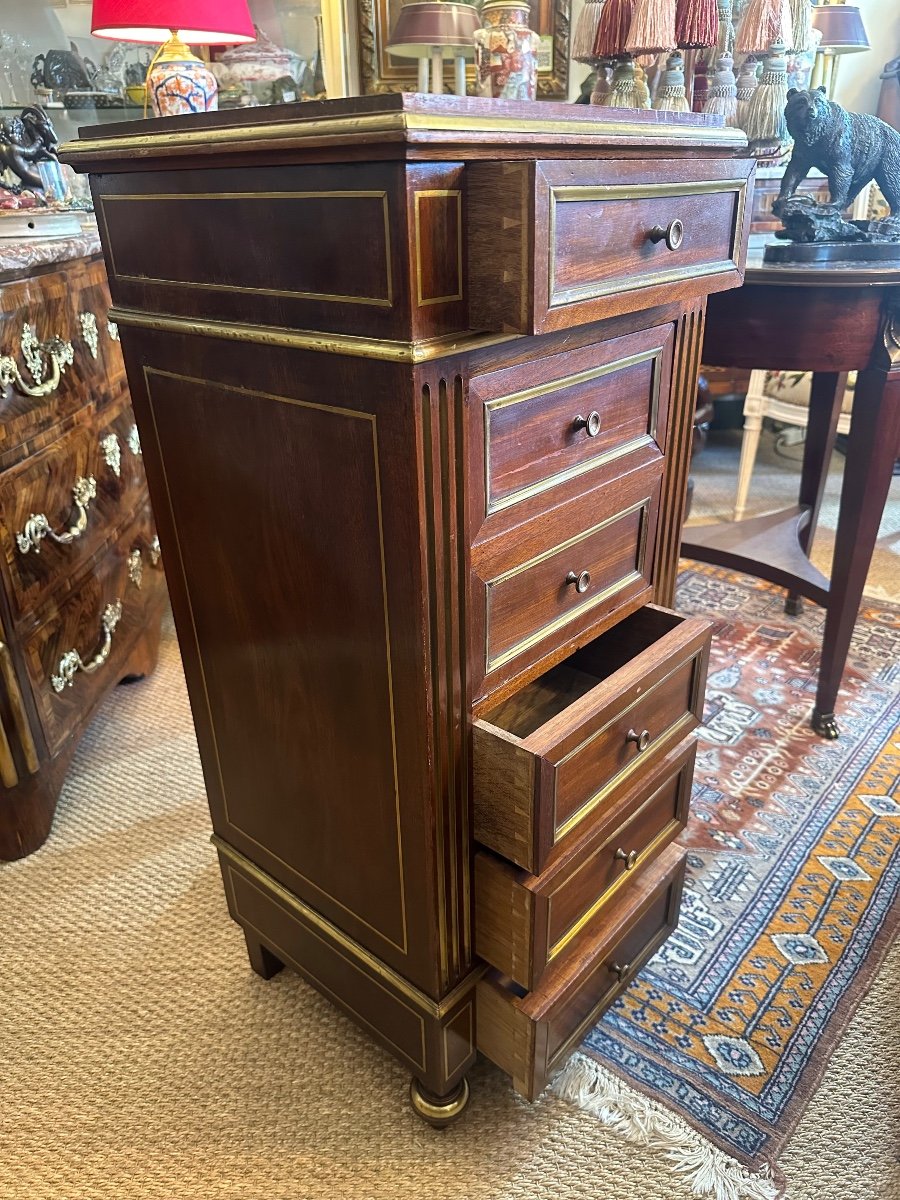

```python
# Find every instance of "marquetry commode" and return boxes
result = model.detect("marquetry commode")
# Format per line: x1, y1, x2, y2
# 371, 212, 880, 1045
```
64, 95, 753, 1122
0, 235, 166, 861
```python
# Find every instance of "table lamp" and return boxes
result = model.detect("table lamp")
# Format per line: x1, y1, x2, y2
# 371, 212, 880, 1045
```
810, 2, 869, 99
90, 1, 256, 116
388, 2, 480, 96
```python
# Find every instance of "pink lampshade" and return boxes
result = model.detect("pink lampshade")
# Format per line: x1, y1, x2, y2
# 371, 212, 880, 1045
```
91, 0, 256, 44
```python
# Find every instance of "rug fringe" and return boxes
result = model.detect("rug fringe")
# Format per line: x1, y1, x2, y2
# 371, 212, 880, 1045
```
553, 1052, 781, 1200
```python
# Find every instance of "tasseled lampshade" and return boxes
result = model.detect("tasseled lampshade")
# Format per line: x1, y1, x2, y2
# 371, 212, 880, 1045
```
625, 0, 676, 54
573, 0, 607, 63
787, 0, 813, 55
735, 0, 790, 55
675, 0, 719, 50
593, 0, 636, 57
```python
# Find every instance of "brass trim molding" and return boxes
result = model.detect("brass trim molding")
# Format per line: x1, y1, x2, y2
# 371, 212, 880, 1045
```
547, 178, 749, 310
108, 306, 518, 363
483, 346, 664, 514
60, 110, 746, 167
0, 642, 39, 775
99, 191, 394, 308
414, 190, 463, 307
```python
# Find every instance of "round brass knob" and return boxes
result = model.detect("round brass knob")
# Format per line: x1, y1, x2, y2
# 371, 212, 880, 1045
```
609, 961, 631, 983
573, 411, 602, 438
648, 218, 684, 251
566, 569, 592, 594
626, 727, 651, 752
615, 848, 639, 870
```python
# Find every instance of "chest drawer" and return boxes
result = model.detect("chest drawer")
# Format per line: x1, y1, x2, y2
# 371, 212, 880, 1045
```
21, 506, 165, 755
476, 844, 685, 1101
468, 157, 753, 335
1, 396, 148, 623
476, 735, 695, 990
472, 322, 674, 520
473, 604, 710, 873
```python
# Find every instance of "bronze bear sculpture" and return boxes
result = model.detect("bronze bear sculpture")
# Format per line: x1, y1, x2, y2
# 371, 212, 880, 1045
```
773, 87, 900, 219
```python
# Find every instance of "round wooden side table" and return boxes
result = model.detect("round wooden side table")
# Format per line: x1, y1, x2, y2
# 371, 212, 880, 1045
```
682, 254, 900, 738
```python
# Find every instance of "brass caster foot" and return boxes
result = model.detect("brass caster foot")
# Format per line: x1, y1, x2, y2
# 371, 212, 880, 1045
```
409, 1077, 470, 1127
784, 596, 803, 617
812, 709, 840, 739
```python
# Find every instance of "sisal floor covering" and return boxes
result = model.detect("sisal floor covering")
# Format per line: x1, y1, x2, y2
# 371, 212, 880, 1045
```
2, 616, 898, 1200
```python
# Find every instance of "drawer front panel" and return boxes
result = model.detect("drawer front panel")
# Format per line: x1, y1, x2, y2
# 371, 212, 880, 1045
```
475, 845, 685, 1100
553, 642, 703, 840
475, 736, 695, 990
476, 323, 673, 515
1, 397, 148, 623
22, 507, 165, 754
479, 464, 662, 682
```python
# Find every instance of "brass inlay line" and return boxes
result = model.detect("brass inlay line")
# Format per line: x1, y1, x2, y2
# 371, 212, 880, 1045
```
547, 178, 749, 309
551, 655, 699, 844
223, 863, 427, 1071
0, 702, 17, 787
483, 346, 664, 514
60, 111, 745, 165
99, 191, 393, 308
218, 838, 484, 1019
0, 642, 39, 775
144, 366, 409, 956
108, 306, 518, 364
485, 497, 651, 672
414, 190, 463, 307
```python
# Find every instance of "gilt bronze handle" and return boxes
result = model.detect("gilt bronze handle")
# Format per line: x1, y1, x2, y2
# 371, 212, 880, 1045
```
51, 600, 123, 693
16, 476, 97, 555
648, 219, 684, 251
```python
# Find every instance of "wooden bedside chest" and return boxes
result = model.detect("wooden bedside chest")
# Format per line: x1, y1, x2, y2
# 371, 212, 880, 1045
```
64, 95, 753, 1123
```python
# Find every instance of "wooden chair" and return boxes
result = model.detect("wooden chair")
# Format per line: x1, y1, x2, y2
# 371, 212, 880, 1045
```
734, 369, 854, 520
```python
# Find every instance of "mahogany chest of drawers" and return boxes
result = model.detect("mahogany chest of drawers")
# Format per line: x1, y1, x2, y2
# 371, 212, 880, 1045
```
0, 246, 166, 860
65, 95, 753, 1122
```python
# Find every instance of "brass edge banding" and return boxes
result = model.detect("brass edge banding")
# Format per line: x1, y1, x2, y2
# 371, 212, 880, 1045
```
485, 496, 652, 671
217, 836, 483, 1019
547, 179, 748, 309
483, 346, 664, 514
0, 641, 39, 774
100, 191, 394, 309
415, 190, 463, 307
108, 307, 519, 363
60, 112, 744, 165
223, 864, 428, 1071
144, 366, 409, 955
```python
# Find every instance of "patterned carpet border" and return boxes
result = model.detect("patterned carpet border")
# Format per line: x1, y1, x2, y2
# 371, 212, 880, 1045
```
560, 564, 900, 1189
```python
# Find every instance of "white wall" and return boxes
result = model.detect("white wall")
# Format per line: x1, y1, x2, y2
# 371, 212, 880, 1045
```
566, 0, 900, 113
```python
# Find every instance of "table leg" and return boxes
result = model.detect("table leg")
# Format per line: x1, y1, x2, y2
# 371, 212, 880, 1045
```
812, 358, 900, 738
785, 371, 847, 616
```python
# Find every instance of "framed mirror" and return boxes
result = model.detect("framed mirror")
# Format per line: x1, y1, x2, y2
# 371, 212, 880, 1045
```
357, 0, 570, 98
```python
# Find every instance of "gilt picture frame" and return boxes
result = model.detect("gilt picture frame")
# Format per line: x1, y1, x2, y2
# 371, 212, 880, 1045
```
356, 0, 570, 98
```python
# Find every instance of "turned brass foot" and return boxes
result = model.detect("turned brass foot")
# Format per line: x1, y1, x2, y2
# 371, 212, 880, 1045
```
811, 709, 840, 739
409, 1077, 470, 1127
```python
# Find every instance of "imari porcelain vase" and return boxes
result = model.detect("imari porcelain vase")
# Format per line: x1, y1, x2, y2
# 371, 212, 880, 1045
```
474, 1, 540, 101
147, 39, 219, 117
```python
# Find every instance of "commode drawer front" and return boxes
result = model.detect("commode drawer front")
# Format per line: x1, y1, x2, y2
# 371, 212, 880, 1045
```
468, 157, 753, 335
21, 507, 165, 754
476, 844, 686, 1101
475, 736, 695, 990
1, 397, 148, 623
471, 460, 662, 698
473, 604, 710, 873
472, 322, 674, 519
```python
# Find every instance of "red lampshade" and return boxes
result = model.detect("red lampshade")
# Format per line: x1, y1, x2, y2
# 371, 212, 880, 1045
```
91, 0, 256, 44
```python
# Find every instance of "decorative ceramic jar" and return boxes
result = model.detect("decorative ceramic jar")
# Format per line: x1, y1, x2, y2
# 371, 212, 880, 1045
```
147, 38, 218, 116
474, 1, 540, 101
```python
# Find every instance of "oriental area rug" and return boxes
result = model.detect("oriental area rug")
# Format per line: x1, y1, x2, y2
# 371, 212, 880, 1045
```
555, 563, 900, 1200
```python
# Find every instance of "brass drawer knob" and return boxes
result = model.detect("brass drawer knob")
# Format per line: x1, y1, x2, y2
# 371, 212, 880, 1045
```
648, 218, 684, 251
626, 727, 651, 752
565, 569, 592, 594
609, 961, 631, 983
615, 848, 639, 870
573, 410, 602, 438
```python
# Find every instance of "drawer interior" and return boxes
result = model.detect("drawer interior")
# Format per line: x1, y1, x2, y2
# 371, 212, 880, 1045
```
483, 605, 685, 740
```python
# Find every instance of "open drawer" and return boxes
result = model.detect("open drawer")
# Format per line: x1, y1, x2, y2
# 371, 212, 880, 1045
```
473, 604, 710, 873
476, 735, 696, 990
476, 843, 686, 1101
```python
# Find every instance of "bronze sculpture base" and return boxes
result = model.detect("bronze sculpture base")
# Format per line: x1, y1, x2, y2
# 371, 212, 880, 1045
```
764, 240, 900, 264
